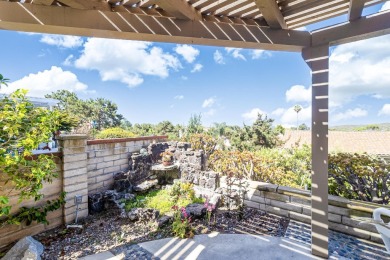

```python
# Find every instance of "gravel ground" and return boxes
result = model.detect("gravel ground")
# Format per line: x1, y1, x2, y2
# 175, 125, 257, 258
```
33, 207, 289, 260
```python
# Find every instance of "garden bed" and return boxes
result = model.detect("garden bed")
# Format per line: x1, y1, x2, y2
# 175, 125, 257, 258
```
34, 207, 289, 260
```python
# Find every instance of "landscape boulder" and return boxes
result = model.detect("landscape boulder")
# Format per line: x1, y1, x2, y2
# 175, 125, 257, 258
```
185, 203, 206, 219
3, 236, 44, 260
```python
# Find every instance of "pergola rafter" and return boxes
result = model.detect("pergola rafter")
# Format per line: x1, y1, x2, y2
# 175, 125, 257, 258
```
0, 2, 311, 51
348, 0, 366, 21
254, 0, 287, 29
1, 1, 390, 258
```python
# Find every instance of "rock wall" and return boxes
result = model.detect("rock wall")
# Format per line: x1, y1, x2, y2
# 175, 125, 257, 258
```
86, 136, 167, 194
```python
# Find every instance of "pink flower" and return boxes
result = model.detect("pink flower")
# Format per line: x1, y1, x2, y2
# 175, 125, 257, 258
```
172, 205, 178, 211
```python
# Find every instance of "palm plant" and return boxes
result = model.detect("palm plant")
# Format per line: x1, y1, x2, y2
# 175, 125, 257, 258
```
294, 105, 302, 130
0, 74, 9, 90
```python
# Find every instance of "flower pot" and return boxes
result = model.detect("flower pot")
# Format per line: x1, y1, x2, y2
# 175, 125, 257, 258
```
162, 161, 173, 166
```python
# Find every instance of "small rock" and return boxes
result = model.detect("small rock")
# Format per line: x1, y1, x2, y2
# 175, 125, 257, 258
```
3, 236, 44, 260
128, 208, 139, 221
185, 203, 206, 219
157, 216, 172, 228
133, 180, 158, 192
209, 194, 221, 208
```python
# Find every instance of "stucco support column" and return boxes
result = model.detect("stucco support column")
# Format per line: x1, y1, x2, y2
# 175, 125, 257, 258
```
58, 135, 89, 224
302, 45, 329, 258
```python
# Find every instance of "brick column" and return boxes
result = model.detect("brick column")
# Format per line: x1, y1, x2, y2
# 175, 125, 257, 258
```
302, 45, 329, 259
58, 135, 89, 224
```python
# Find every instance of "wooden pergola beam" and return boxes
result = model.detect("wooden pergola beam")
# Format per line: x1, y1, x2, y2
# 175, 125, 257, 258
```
312, 10, 390, 46
153, 0, 202, 20
0, 2, 310, 51
254, 0, 287, 29
348, 0, 365, 21
32, 0, 54, 5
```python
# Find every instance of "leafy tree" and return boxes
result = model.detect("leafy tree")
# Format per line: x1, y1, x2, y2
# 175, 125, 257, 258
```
231, 114, 281, 151
355, 124, 380, 131
274, 124, 286, 135
120, 119, 133, 130
0, 89, 65, 226
84, 98, 124, 130
45, 90, 83, 123
298, 123, 309, 130
186, 114, 203, 136
46, 90, 124, 131
155, 120, 175, 135
132, 123, 155, 136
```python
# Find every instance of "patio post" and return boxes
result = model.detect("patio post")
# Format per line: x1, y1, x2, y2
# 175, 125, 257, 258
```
302, 45, 329, 258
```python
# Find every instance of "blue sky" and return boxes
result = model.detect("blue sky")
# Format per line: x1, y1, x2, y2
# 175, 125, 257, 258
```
1, 3, 390, 127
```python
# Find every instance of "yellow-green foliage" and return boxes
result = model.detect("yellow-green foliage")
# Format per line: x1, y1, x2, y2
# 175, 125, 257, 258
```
125, 183, 203, 215
329, 153, 390, 203
95, 127, 135, 139
0, 89, 65, 225
189, 133, 217, 157
209, 146, 311, 189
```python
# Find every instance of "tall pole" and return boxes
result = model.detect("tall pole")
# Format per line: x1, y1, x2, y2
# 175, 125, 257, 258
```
302, 45, 329, 259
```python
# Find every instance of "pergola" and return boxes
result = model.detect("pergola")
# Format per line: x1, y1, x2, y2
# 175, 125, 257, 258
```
0, 0, 389, 258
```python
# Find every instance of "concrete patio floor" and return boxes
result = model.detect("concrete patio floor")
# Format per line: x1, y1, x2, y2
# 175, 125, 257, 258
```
134, 233, 324, 260
80, 219, 390, 260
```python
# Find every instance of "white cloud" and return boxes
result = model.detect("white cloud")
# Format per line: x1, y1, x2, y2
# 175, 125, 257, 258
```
272, 108, 285, 116
242, 108, 267, 123
202, 97, 215, 108
285, 85, 311, 103
63, 54, 74, 66
181, 76, 188, 80
191, 63, 203, 73
40, 35, 83, 48
333, 108, 368, 122
74, 38, 181, 87
0, 66, 89, 97
225, 48, 246, 61
204, 109, 216, 117
251, 50, 271, 59
329, 34, 390, 106
174, 44, 200, 63
380, 2, 390, 11
174, 95, 184, 100
378, 104, 390, 116
214, 50, 225, 64
280, 105, 311, 125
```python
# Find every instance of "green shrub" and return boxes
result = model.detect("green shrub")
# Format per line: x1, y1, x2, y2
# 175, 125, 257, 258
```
329, 153, 390, 203
95, 127, 135, 139
125, 183, 203, 215
209, 146, 311, 189
0, 89, 65, 227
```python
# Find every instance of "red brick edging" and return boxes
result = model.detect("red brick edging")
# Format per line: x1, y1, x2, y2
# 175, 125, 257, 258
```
86, 135, 168, 145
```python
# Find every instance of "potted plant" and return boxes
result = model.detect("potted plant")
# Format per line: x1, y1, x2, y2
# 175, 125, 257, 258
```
160, 150, 174, 166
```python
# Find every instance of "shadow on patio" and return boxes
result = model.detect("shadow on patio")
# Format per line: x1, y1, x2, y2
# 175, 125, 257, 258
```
112, 233, 324, 260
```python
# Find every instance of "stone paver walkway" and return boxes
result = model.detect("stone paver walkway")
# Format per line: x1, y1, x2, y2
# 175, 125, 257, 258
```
285, 220, 389, 260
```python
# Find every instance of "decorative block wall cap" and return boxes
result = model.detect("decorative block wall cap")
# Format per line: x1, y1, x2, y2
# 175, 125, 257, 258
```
58, 135, 88, 140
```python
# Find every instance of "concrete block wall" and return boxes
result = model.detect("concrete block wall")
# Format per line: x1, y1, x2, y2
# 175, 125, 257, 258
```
0, 135, 168, 249
86, 136, 167, 194
0, 155, 63, 250
244, 181, 390, 244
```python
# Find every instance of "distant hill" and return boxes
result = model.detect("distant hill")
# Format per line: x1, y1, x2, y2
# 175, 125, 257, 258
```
329, 123, 390, 132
